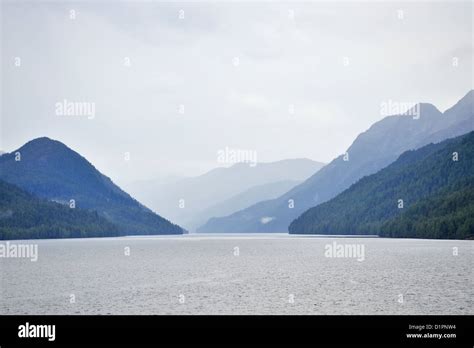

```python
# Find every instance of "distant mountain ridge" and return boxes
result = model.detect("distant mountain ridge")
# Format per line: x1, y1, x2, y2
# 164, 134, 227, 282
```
289, 131, 474, 239
0, 137, 183, 235
128, 158, 325, 232
195, 179, 301, 232
198, 90, 474, 233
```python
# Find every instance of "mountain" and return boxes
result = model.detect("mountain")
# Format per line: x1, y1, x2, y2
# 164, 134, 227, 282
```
289, 132, 474, 239
195, 180, 300, 232
0, 137, 183, 235
0, 180, 120, 240
198, 90, 474, 233
127, 159, 325, 232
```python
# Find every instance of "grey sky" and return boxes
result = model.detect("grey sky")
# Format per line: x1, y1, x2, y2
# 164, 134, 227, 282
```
1, 1, 472, 187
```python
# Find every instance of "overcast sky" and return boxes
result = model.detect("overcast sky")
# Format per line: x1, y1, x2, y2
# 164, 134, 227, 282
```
1, 1, 472, 186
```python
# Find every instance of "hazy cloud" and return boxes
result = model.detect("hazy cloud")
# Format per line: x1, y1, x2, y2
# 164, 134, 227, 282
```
1, 1, 472, 186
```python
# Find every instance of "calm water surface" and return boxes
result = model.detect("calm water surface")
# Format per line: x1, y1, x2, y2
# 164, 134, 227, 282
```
1, 234, 472, 314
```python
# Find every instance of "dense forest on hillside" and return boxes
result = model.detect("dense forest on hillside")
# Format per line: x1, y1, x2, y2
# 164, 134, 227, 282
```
381, 179, 474, 239
0, 180, 120, 240
289, 132, 474, 239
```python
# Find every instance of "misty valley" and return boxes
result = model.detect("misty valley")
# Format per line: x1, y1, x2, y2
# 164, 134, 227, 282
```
1, 1, 473, 331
